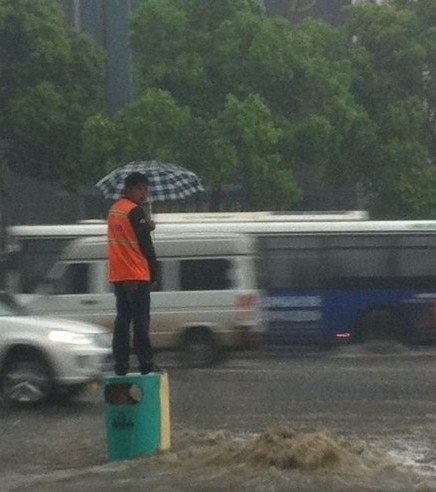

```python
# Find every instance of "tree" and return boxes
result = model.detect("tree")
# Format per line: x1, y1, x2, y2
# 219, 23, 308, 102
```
81, 89, 191, 179
114, 89, 191, 165
0, 0, 105, 189
251, 18, 376, 190
346, 0, 436, 217
128, 0, 372, 211
201, 93, 299, 210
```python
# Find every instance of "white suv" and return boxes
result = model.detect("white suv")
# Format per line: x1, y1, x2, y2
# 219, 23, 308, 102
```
0, 292, 111, 405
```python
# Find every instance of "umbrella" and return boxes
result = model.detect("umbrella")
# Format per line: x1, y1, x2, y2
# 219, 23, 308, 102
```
96, 160, 204, 203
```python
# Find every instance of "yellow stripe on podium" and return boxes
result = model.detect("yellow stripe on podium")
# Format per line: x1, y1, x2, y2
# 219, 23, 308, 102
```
159, 372, 171, 450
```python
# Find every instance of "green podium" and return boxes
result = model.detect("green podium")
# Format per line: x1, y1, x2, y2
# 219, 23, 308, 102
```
103, 372, 170, 462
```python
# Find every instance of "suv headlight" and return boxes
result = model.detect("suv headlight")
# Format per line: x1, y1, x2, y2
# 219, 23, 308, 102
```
48, 330, 94, 345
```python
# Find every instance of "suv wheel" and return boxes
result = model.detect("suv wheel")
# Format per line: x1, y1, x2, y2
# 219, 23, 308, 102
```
1, 356, 52, 405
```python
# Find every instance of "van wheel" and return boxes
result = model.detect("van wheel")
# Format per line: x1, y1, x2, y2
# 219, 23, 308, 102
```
356, 309, 405, 345
1, 355, 53, 406
180, 330, 218, 368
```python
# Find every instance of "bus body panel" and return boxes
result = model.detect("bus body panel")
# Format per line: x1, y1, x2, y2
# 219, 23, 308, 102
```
263, 289, 436, 345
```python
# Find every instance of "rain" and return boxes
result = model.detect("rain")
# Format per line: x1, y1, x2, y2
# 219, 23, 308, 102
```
0, 1, 435, 490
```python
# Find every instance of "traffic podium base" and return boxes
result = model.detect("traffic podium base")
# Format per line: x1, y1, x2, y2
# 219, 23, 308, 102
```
103, 372, 170, 462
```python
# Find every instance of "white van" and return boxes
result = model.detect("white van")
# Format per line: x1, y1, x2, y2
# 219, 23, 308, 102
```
25, 233, 262, 366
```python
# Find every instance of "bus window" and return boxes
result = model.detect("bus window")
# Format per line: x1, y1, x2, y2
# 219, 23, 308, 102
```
398, 249, 435, 277
396, 235, 436, 288
325, 235, 395, 289
260, 236, 326, 290
266, 250, 326, 290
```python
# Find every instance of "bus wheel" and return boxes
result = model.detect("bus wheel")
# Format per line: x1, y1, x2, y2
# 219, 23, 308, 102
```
356, 309, 405, 345
180, 329, 219, 368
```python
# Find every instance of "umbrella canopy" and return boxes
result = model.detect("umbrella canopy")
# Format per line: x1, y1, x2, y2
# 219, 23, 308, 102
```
96, 160, 204, 202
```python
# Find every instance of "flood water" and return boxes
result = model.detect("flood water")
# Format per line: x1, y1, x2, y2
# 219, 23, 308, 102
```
1, 350, 435, 491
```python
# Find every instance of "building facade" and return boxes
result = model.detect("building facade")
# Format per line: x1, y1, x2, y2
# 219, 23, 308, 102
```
58, 0, 139, 115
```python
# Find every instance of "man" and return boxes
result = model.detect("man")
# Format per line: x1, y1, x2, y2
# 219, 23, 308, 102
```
107, 172, 159, 375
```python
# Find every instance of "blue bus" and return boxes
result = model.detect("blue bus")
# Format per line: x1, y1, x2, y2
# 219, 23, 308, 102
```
154, 218, 436, 346
257, 221, 436, 346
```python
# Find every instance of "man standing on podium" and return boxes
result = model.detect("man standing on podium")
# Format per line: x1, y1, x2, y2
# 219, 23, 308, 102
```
107, 172, 160, 376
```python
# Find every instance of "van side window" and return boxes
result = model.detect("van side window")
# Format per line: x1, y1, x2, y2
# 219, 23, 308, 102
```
55, 263, 90, 294
180, 259, 232, 291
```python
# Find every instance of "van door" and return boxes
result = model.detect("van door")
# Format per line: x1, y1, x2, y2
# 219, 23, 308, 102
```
150, 257, 237, 348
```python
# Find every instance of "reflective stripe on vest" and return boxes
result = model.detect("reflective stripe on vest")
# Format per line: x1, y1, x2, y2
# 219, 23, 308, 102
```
107, 198, 150, 282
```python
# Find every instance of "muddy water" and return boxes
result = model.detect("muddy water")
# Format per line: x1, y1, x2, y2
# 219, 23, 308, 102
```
2, 354, 436, 490
176, 427, 362, 471
158, 427, 435, 491
5, 426, 435, 491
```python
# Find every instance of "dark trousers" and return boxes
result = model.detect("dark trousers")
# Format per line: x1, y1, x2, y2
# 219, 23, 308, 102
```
113, 281, 153, 374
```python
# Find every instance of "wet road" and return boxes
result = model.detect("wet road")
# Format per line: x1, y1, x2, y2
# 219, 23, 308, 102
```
1, 347, 436, 490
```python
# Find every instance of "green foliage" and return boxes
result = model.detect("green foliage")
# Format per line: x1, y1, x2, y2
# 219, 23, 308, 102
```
371, 139, 436, 218
0, 0, 105, 188
40, 0, 436, 216
4, 0, 434, 216
113, 89, 191, 165
81, 89, 191, 178
80, 114, 117, 183
346, 0, 436, 217
211, 93, 299, 210
125, 0, 375, 210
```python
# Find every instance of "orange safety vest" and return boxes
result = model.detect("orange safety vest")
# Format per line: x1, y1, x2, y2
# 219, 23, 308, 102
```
107, 198, 151, 283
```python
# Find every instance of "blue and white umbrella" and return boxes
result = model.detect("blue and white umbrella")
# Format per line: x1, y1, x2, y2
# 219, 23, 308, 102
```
96, 160, 204, 203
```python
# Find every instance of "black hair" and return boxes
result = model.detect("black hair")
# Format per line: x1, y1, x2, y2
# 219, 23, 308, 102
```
124, 172, 149, 189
